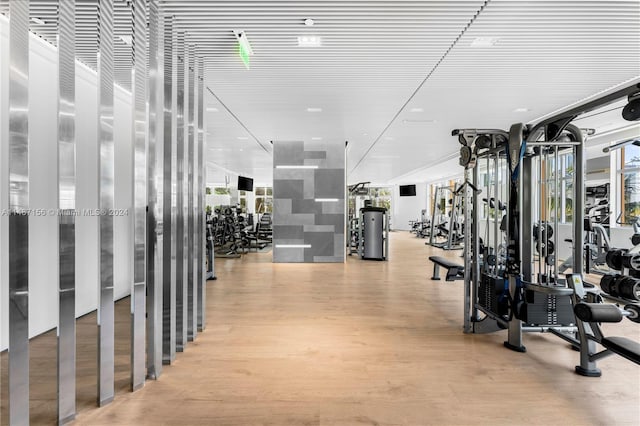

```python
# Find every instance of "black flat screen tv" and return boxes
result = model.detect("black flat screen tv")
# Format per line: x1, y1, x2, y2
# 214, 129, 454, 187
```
238, 176, 254, 192
399, 184, 417, 197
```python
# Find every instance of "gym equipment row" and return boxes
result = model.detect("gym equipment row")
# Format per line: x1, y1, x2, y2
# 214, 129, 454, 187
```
427, 186, 464, 250
409, 209, 431, 238
451, 81, 640, 375
207, 206, 272, 258
559, 183, 612, 275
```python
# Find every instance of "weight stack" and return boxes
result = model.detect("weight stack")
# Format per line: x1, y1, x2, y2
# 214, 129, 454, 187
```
519, 290, 574, 326
479, 273, 508, 316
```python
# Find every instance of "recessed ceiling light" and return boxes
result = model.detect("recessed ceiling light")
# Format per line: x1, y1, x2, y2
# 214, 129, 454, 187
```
384, 136, 394, 141
30, 17, 46, 25
311, 137, 323, 140
306, 107, 322, 112
471, 37, 500, 47
206, 107, 219, 112
304, 18, 315, 26
403, 119, 437, 124
276, 165, 319, 169
298, 36, 322, 47
514, 107, 530, 113
237, 136, 249, 140
410, 107, 424, 113
363, 133, 369, 136
118, 35, 132, 46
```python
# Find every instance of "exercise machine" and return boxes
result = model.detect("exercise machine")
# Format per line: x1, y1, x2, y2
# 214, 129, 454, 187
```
428, 185, 464, 250
410, 209, 431, 238
559, 184, 611, 274
453, 81, 640, 372
205, 213, 217, 280
455, 122, 585, 352
567, 274, 639, 376
358, 206, 389, 261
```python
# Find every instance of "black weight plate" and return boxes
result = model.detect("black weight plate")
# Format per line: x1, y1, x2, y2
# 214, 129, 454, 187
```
606, 249, 627, 271
459, 146, 473, 167
600, 274, 617, 295
536, 240, 555, 256
476, 134, 492, 149
618, 277, 640, 301
624, 304, 640, 323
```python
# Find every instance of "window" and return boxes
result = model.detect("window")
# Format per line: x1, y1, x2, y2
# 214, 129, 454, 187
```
370, 187, 392, 211
255, 186, 273, 214
477, 162, 506, 220
542, 152, 574, 224
239, 190, 247, 211
429, 180, 461, 218
617, 143, 640, 225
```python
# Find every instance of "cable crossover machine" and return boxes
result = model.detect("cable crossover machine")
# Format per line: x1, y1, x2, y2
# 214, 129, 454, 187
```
451, 82, 640, 375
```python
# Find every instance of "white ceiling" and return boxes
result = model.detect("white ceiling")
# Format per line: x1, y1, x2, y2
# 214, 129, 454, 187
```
68, 0, 640, 185
166, 0, 640, 186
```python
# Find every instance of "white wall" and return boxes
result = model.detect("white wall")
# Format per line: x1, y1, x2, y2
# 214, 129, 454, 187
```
0, 18, 134, 350
392, 183, 427, 231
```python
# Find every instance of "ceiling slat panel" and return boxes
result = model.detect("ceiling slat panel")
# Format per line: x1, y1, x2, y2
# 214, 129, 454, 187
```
7, 0, 639, 184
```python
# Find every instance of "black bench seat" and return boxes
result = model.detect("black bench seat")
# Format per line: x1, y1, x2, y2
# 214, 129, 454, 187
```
602, 337, 640, 365
429, 256, 464, 281
573, 302, 640, 366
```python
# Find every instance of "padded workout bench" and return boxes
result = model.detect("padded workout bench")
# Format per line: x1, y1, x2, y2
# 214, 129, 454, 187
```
429, 256, 464, 281
568, 274, 640, 376
574, 303, 640, 367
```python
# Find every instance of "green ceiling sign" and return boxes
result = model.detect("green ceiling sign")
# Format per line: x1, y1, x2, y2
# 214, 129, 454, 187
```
239, 42, 250, 69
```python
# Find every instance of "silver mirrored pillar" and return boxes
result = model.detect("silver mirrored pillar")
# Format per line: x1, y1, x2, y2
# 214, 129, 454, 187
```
8, 1, 30, 423
187, 45, 196, 342
146, 0, 163, 379
175, 32, 186, 352
196, 58, 206, 332
57, 0, 77, 422
97, 0, 115, 407
162, 15, 176, 365
130, 0, 147, 392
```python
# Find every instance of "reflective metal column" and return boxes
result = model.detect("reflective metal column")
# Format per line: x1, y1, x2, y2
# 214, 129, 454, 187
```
196, 58, 206, 332
130, 0, 147, 392
175, 32, 186, 351
57, 0, 76, 422
187, 45, 196, 342
146, 0, 164, 379
162, 15, 176, 365
97, 0, 115, 406
8, 1, 30, 422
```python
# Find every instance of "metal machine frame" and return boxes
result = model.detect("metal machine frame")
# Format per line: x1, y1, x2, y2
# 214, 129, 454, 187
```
456, 124, 587, 350
357, 207, 390, 260
428, 185, 464, 250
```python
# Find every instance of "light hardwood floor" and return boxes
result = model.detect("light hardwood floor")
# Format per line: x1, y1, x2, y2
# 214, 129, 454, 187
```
3, 231, 640, 425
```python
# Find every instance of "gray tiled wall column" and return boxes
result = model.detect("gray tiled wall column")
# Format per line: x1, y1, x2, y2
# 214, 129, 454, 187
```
273, 141, 346, 263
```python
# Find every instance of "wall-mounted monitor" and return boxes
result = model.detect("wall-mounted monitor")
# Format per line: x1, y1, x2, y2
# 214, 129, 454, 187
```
238, 175, 254, 192
399, 184, 417, 197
